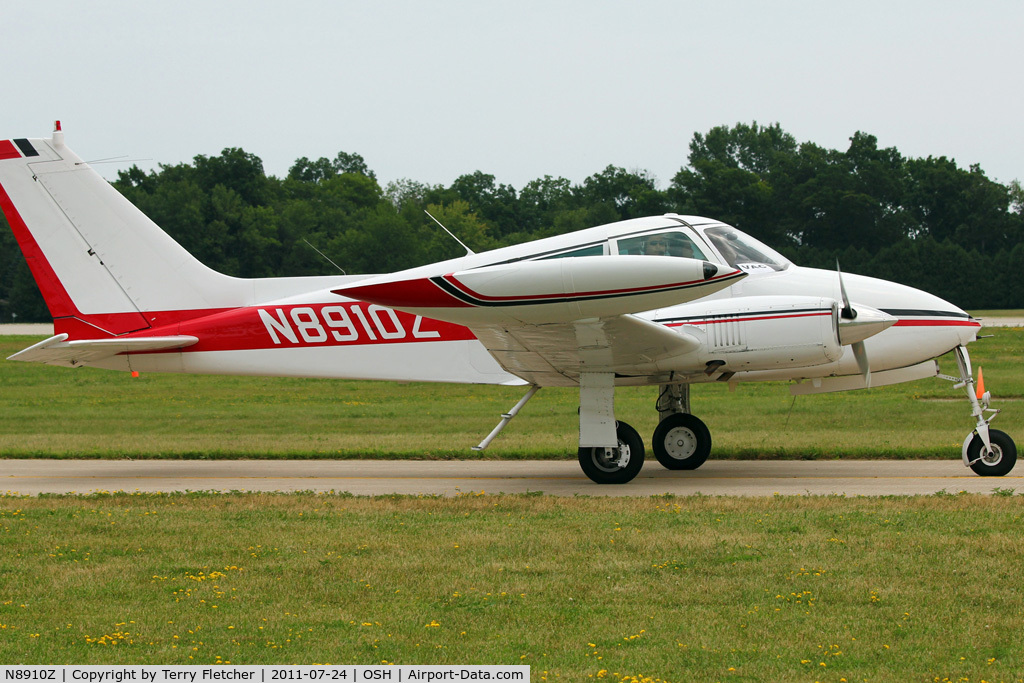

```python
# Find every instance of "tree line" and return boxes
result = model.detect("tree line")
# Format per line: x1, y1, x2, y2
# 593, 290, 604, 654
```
2, 121, 1022, 322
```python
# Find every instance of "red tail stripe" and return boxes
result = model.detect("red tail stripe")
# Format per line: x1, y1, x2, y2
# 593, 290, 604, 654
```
0, 140, 21, 160
0, 179, 80, 319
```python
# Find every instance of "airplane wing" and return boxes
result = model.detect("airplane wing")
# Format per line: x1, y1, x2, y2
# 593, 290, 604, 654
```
7, 334, 199, 367
469, 315, 701, 386
332, 254, 743, 387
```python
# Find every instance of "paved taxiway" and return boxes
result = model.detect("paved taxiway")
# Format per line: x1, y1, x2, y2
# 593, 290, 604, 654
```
2, 459, 1021, 497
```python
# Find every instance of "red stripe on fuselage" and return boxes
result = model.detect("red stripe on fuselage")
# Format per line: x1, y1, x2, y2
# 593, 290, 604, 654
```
892, 319, 981, 328
123, 302, 476, 353
664, 311, 832, 327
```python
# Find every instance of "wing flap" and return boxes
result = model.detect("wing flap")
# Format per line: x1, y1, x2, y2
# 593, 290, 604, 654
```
469, 314, 701, 384
7, 334, 199, 367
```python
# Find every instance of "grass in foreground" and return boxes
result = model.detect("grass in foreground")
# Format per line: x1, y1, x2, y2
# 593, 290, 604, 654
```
0, 328, 1021, 460
1, 492, 1023, 682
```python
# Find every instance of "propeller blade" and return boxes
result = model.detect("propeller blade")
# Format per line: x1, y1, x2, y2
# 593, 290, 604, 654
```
852, 340, 871, 387
837, 260, 856, 320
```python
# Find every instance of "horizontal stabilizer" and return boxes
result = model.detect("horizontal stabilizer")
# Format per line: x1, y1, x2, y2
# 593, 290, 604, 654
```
7, 334, 199, 367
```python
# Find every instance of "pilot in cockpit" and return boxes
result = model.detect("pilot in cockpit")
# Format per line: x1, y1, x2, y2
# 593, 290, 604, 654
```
620, 231, 707, 259
642, 233, 700, 259
644, 236, 670, 255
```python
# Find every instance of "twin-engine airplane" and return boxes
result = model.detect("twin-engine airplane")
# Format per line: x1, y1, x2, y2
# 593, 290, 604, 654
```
0, 124, 1016, 483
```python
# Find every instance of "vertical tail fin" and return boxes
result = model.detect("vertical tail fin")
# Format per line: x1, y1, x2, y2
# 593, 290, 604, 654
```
0, 125, 253, 337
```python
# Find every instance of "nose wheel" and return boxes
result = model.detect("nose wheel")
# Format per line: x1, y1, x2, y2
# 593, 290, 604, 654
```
966, 429, 1017, 477
946, 345, 1017, 476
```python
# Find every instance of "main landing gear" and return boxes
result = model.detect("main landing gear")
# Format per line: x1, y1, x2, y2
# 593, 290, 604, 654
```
483, 348, 1017, 484
651, 384, 711, 471
577, 421, 645, 485
943, 345, 1017, 476
576, 380, 713, 485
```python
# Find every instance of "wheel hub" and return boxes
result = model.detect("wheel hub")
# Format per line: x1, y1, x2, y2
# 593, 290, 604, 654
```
980, 443, 1003, 466
664, 426, 697, 460
591, 442, 630, 471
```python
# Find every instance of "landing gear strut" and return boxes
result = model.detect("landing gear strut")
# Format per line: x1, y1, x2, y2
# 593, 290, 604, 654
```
944, 345, 1017, 476
575, 372, 646, 484
652, 383, 712, 470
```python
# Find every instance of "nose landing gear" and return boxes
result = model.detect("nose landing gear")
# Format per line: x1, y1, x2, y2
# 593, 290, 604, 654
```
943, 345, 1017, 476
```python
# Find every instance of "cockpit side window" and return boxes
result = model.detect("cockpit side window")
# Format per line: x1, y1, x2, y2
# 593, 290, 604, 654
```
615, 231, 708, 259
535, 244, 606, 260
703, 226, 790, 272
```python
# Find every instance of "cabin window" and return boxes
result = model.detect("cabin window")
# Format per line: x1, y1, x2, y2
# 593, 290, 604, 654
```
615, 231, 708, 259
536, 244, 606, 260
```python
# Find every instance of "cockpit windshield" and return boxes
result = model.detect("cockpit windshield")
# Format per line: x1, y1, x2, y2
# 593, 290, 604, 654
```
703, 226, 790, 272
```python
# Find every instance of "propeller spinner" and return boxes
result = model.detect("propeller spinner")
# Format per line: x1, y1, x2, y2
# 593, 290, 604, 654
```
835, 262, 898, 386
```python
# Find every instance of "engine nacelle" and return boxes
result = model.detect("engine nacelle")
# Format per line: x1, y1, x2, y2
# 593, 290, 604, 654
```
654, 296, 843, 373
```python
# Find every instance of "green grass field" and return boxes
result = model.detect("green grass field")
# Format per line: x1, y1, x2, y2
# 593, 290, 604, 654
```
2, 493, 1023, 682
1, 329, 1021, 460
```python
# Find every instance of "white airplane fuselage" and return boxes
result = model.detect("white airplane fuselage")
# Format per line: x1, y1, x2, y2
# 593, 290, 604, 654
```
67, 216, 976, 392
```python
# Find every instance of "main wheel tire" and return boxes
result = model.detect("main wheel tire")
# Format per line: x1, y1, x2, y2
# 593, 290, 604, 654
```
967, 429, 1017, 476
652, 413, 711, 470
578, 421, 645, 484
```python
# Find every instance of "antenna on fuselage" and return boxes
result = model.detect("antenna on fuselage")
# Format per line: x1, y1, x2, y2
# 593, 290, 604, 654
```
303, 238, 347, 275
425, 210, 475, 256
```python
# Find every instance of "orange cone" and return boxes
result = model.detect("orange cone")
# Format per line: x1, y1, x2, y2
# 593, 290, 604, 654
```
976, 367, 985, 400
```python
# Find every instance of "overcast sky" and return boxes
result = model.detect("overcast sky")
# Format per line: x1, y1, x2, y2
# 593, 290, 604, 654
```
5, 1, 1022, 190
